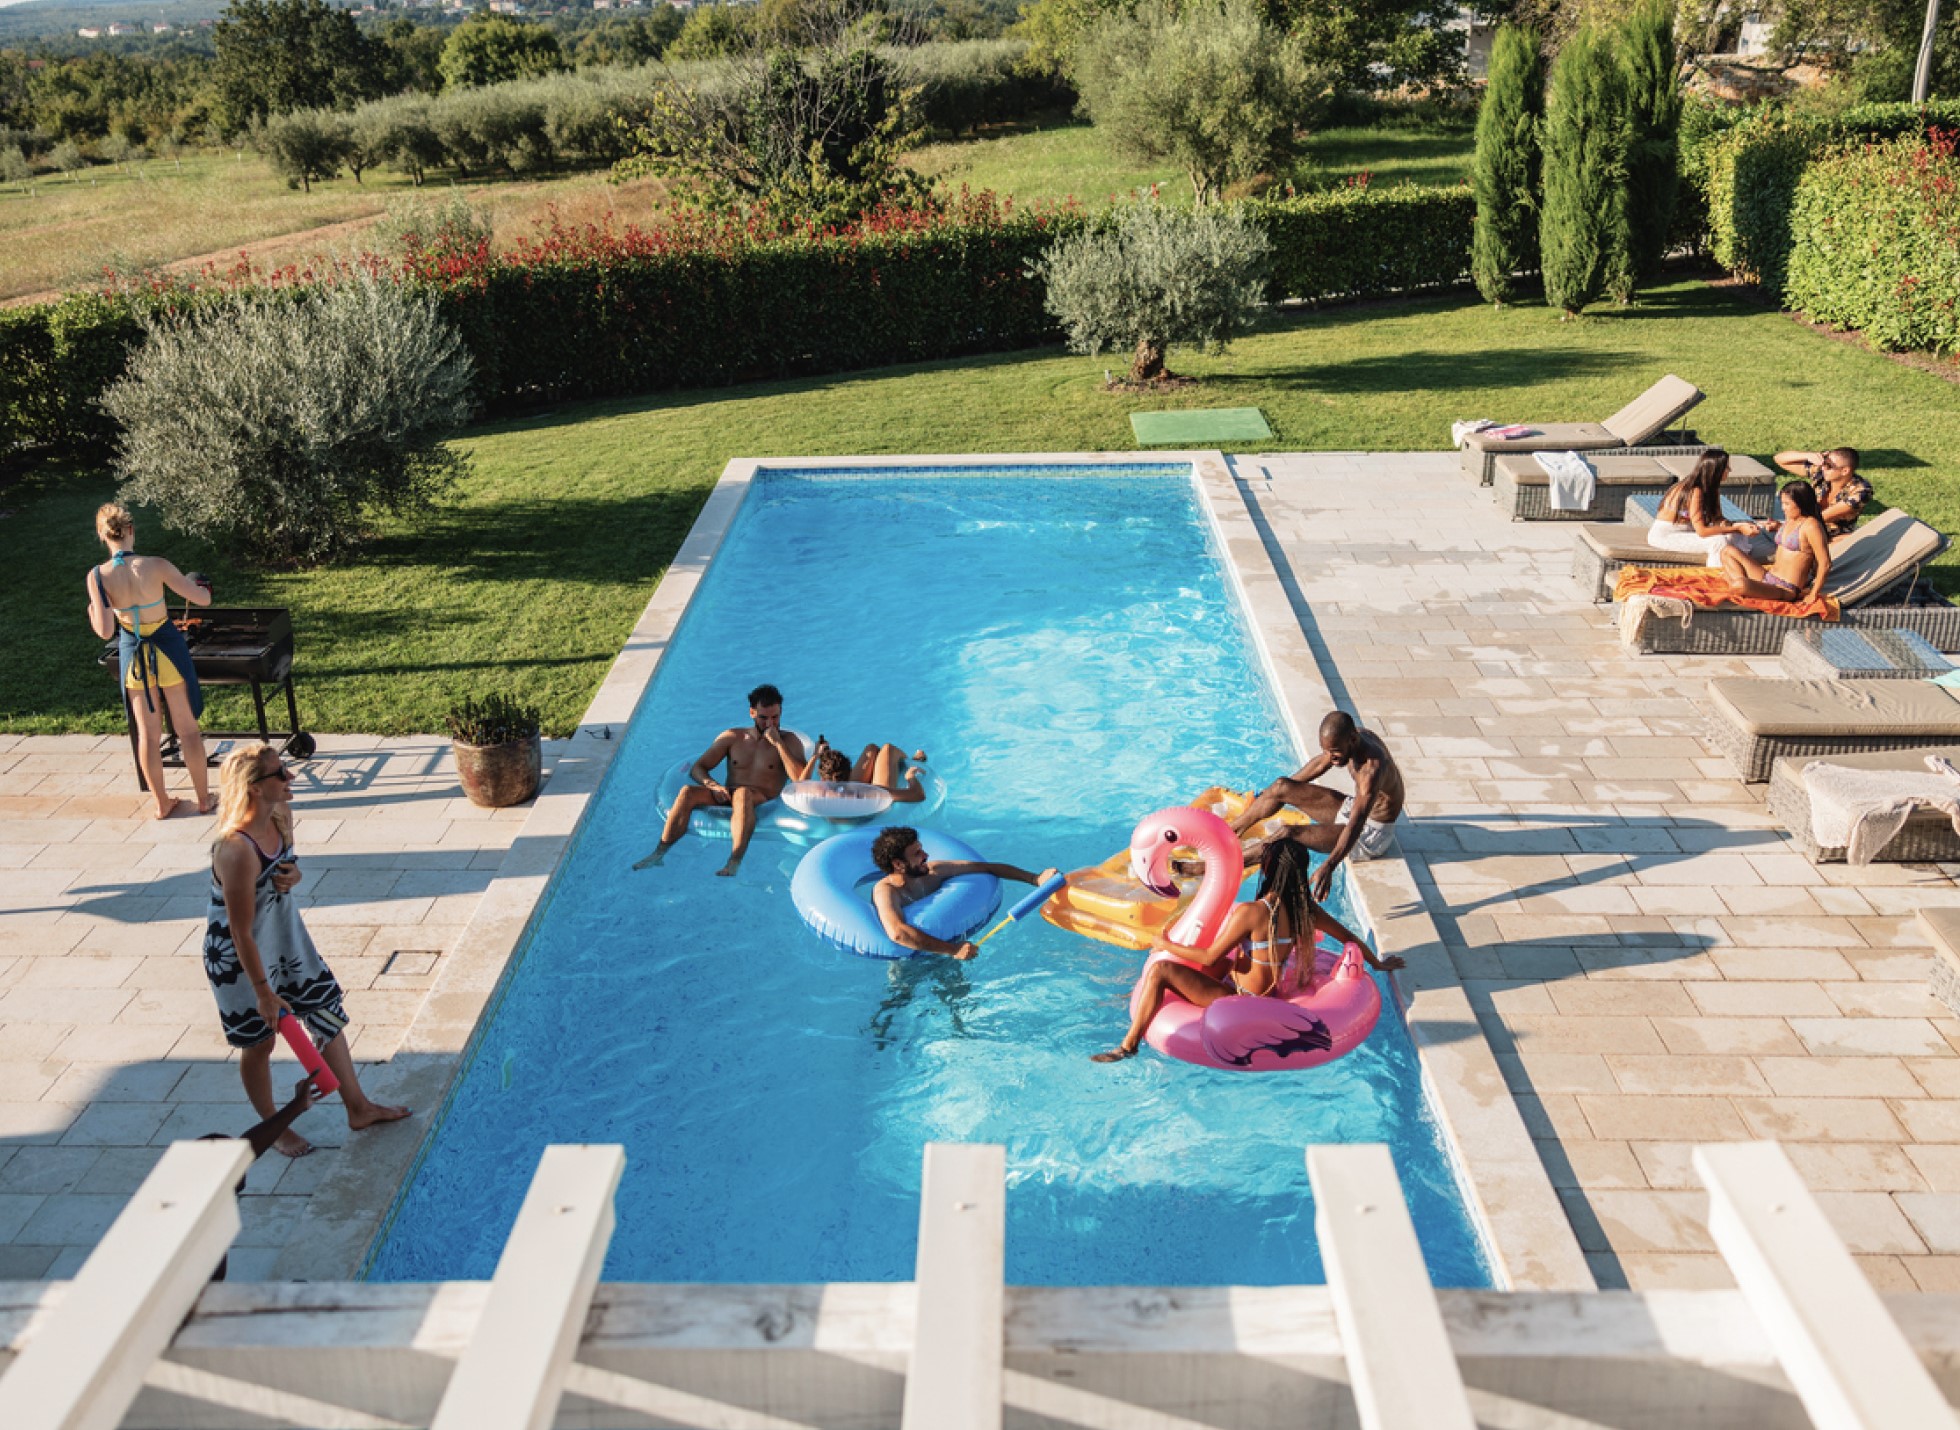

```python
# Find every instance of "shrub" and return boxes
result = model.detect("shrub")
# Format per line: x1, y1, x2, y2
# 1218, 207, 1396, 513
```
440, 15, 568, 90
1034, 200, 1270, 382
1470, 24, 1544, 305
1785, 129, 1960, 356
50, 139, 85, 178
371, 193, 494, 263
1539, 26, 1631, 317
895, 39, 1069, 136
260, 109, 350, 192
100, 273, 475, 567
446, 692, 541, 745
0, 146, 31, 188
1701, 98, 1960, 297
1251, 182, 1473, 303
1070, 0, 1327, 206
1619, 0, 1682, 289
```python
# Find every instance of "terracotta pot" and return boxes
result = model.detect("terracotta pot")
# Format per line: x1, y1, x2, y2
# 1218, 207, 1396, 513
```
453, 733, 541, 809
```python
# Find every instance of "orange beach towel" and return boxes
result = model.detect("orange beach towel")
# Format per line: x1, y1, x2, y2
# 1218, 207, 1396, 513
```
1612, 566, 1841, 622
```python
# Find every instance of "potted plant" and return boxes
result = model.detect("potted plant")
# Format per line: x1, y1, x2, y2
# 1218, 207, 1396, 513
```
447, 693, 543, 809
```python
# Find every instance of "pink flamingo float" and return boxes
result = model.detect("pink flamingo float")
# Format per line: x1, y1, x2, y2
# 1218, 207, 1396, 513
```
1124, 805, 1382, 1071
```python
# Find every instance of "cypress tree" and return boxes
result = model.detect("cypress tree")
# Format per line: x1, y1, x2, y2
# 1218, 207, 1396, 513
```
1620, 0, 1684, 292
1539, 25, 1632, 318
1471, 25, 1546, 306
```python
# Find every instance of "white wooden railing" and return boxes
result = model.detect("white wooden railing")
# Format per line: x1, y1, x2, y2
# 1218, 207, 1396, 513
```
1, 1139, 1957, 1430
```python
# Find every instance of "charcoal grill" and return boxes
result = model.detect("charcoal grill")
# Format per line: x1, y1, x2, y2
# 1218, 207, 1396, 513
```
99, 606, 316, 789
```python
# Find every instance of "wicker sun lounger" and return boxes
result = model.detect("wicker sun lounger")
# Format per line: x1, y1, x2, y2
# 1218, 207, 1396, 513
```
1766, 744, 1960, 860
1704, 677, 1960, 782
1572, 489, 1787, 602
1494, 451, 1776, 522
1618, 509, 1956, 656
1457, 374, 1705, 486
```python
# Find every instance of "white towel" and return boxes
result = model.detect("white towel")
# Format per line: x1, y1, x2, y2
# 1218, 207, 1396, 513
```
1618, 592, 1693, 646
1803, 756, 1960, 864
1536, 450, 1596, 512
1451, 418, 1499, 448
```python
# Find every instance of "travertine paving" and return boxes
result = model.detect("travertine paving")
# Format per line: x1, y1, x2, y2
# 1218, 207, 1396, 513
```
1240, 451, 1960, 1291
0, 735, 536, 1279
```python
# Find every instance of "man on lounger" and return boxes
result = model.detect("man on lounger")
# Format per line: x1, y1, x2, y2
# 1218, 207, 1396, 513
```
1231, 711, 1405, 902
636, 683, 806, 877
869, 825, 1060, 960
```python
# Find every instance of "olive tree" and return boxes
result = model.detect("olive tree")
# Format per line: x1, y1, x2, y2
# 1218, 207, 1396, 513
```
102, 273, 475, 568
1070, 0, 1326, 206
260, 108, 350, 191
1035, 200, 1271, 384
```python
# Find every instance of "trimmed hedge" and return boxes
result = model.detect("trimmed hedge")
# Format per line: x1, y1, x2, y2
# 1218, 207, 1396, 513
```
1786, 130, 1960, 356
1702, 99, 1960, 297
1249, 182, 1473, 304
1, 183, 1476, 457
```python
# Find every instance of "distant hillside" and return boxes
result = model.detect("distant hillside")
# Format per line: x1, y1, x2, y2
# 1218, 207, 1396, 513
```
0, 0, 225, 42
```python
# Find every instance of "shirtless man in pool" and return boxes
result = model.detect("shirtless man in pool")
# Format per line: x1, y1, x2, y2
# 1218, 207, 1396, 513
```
869, 825, 1060, 960
1231, 710, 1405, 902
635, 683, 806, 876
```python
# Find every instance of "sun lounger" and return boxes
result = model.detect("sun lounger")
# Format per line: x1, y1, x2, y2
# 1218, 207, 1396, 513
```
1767, 744, 1960, 860
1704, 677, 1960, 781
1618, 509, 1955, 655
1493, 451, 1775, 522
1457, 374, 1705, 486
1571, 487, 1777, 602
1921, 908, 1960, 1018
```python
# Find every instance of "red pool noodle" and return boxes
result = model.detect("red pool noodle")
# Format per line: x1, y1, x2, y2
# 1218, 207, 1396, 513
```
277, 1009, 339, 1095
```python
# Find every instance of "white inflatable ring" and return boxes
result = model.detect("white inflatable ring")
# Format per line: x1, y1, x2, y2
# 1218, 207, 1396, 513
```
791, 827, 1001, 960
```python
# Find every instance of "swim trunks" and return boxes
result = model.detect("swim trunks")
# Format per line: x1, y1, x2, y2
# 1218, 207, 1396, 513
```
1336, 796, 1397, 860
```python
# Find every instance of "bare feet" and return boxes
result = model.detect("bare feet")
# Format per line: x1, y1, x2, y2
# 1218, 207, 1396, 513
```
716, 852, 745, 877
152, 796, 182, 821
274, 1130, 315, 1158
196, 794, 217, 815
633, 843, 673, 870
1090, 1045, 1138, 1064
347, 1103, 412, 1131
913, 750, 927, 763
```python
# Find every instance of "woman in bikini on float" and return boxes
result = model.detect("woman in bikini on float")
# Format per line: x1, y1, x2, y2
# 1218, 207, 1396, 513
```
83, 502, 215, 819
1091, 839, 1390, 1064
1718, 480, 1831, 606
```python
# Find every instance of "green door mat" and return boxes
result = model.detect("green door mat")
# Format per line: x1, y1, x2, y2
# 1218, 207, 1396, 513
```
1130, 407, 1273, 445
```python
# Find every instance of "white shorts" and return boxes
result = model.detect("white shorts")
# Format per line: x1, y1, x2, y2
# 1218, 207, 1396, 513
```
1336, 796, 1397, 860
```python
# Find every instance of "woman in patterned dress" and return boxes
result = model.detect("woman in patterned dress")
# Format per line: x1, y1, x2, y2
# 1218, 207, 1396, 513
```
205, 745, 410, 1157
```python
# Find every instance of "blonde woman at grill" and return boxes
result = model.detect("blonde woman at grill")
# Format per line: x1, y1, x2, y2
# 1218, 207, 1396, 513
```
84, 502, 214, 819
204, 745, 410, 1157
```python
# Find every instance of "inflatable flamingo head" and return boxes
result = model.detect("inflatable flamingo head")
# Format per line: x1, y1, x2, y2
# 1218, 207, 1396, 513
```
1129, 806, 1237, 898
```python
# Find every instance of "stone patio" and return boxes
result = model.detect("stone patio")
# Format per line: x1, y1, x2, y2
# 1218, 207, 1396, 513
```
3, 450, 1958, 1292
1237, 451, 1960, 1292
0, 736, 536, 1280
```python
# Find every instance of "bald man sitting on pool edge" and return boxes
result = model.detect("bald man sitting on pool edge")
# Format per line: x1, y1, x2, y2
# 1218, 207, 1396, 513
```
1231, 710, 1405, 903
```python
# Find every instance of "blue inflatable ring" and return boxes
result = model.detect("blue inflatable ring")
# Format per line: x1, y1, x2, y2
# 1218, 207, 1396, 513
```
654, 749, 945, 849
792, 827, 1002, 960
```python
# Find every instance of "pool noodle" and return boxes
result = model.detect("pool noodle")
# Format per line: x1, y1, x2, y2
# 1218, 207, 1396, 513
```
973, 874, 1068, 946
277, 1009, 339, 1095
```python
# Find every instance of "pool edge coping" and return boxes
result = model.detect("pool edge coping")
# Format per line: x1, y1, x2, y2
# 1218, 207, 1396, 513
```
280, 451, 1588, 1293
1195, 453, 1593, 1293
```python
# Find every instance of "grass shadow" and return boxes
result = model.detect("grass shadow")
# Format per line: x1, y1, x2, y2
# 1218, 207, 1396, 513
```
1213, 347, 1644, 395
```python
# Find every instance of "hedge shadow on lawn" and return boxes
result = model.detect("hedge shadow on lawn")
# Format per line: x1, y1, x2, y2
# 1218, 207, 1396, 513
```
1206, 346, 1643, 395
372, 485, 710, 587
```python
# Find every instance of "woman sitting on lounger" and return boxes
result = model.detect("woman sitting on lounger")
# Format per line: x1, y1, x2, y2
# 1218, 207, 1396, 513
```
1647, 450, 1763, 565
1718, 480, 1830, 605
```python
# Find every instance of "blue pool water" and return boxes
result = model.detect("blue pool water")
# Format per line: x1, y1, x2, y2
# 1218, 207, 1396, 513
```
369, 465, 1491, 1287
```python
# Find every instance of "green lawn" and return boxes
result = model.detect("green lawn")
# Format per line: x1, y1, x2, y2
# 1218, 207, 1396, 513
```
905, 121, 1473, 207
8, 277, 1956, 739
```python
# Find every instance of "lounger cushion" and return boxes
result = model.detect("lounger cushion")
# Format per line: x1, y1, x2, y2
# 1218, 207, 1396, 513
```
1656, 452, 1775, 481
1494, 454, 1671, 486
1920, 906, 1960, 960
1822, 508, 1947, 607
1601, 375, 1703, 444
1776, 744, 1960, 780
1462, 422, 1619, 453
1708, 677, 1960, 738
1577, 524, 1704, 563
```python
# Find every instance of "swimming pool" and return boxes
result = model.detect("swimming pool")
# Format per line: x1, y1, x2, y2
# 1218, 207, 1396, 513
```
368, 463, 1492, 1288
